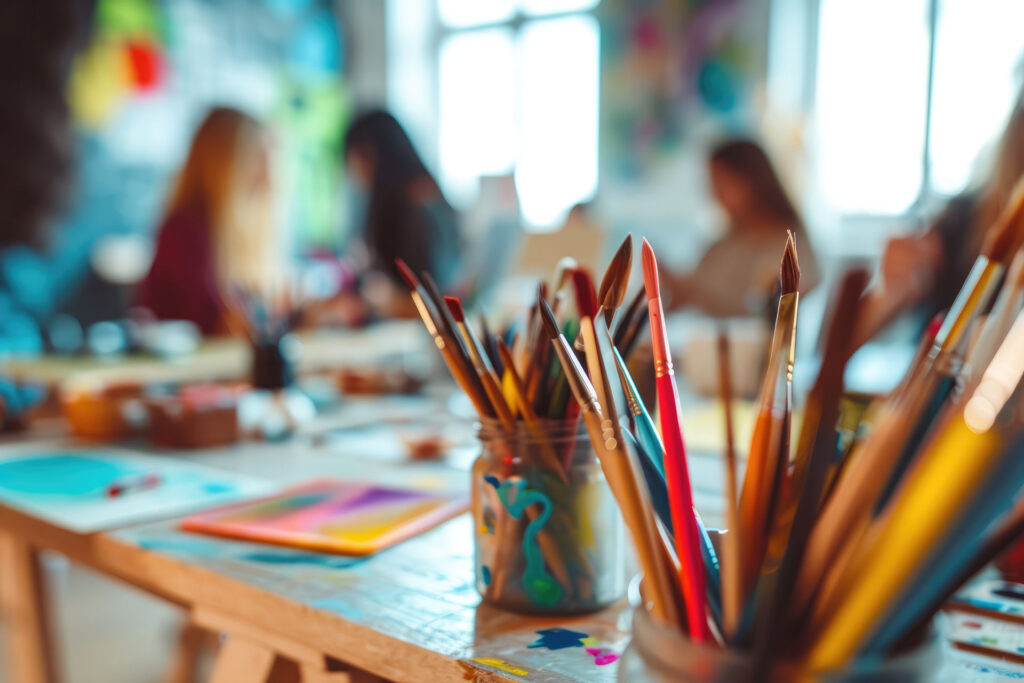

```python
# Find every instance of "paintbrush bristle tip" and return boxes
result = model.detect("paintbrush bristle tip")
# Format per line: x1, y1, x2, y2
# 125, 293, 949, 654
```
537, 296, 561, 340
640, 239, 659, 300
571, 269, 598, 319
780, 235, 801, 295
443, 296, 465, 322
394, 259, 418, 291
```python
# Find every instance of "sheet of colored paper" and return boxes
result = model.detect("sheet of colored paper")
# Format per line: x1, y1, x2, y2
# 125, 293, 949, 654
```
182, 479, 469, 556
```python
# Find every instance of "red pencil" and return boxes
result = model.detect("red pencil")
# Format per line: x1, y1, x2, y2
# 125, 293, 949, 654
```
641, 238, 708, 641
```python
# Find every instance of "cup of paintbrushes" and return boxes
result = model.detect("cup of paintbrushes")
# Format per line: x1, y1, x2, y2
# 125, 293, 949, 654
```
472, 417, 626, 614
616, 575, 941, 683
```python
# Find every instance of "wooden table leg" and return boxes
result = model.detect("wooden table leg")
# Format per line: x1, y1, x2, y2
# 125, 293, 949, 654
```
0, 530, 60, 683
209, 634, 277, 683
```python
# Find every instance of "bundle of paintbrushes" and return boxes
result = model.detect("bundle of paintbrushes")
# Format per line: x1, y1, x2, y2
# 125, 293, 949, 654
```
398, 236, 651, 614
596, 183, 1024, 679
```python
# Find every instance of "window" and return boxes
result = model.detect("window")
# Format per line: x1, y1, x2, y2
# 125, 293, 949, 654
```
814, 0, 1024, 215
398, 0, 600, 229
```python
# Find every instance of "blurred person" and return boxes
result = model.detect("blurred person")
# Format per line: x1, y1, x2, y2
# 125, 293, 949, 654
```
138, 107, 279, 335
853, 88, 1024, 348
661, 138, 820, 316
342, 110, 460, 301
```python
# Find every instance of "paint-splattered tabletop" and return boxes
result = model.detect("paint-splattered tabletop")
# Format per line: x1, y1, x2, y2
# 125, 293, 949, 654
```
107, 513, 630, 682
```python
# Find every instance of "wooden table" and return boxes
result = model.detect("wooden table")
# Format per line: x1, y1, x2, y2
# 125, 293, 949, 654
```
2, 396, 1023, 681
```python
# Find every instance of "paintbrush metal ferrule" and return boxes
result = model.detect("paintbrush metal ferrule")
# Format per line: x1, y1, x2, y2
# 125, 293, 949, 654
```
552, 334, 602, 416
410, 291, 446, 350
933, 257, 1004, 355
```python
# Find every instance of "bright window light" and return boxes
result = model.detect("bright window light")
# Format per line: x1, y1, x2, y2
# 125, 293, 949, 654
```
519, 0, 599, 16
438, 0, 515, 28
438, 28, 517, 205
929, 0, 1024, 195
517, 15, 600, 227
815, 0, 930, 213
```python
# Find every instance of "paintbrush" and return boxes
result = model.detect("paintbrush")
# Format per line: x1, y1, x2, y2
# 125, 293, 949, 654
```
395, 260, 492, 418
965, 247, 1024, 384
748, 269, 867, 657
864, 424, 1024, 655
806, 311, 1024, 669
641, 238, 708, 641
597, 234, 633, 326
891, 496, 1024, 653
613, 287, 646, 351
445, 296, 516, 431
494, 337, 568, 479
479, 314, 504, 376
716, 329, 743, 639
738, 233, 800, 588
787, 190, 1024, 605
543, 299, 678, 624
574, 313, 683, 629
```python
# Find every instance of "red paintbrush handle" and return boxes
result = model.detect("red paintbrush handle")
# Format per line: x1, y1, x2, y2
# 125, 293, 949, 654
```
657, 374, 708, 641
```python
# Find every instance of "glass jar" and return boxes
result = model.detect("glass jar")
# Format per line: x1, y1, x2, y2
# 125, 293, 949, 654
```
472, 417, 626, 614
617, 577, 942, 682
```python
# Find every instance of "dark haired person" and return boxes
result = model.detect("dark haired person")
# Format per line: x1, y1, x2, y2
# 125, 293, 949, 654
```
343, 110, 461, 291
662, 138, 820, 315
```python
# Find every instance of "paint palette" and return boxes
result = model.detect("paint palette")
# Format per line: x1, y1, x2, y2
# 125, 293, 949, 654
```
0, 445, 272, 532
181, 479, 469, 556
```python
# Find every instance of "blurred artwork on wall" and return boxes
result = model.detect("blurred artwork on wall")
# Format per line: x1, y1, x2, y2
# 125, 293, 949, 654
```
600, 0, 758, 181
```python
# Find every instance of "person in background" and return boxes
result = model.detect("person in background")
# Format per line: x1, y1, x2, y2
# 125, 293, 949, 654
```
853, 90, 1024, 348
343, 110, 460, 299
661, 138, 820, 316
138, 107, 279, 335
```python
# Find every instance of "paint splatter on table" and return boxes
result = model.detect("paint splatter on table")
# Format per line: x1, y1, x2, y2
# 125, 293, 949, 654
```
111, 514, 629, 682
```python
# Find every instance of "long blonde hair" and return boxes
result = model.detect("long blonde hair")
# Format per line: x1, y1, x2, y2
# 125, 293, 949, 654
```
167, 107, 279, 294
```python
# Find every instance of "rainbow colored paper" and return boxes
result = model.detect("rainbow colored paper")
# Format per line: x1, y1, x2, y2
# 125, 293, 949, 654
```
182, 479, 469, 556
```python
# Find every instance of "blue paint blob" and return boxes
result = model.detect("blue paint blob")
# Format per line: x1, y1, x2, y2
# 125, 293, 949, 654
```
240, 552, 361, 569
528, 627, 588, 650
481, 565, 491, 585
483, 474, 500, 489
138, 537, 222, 557
0, 454, 132, 496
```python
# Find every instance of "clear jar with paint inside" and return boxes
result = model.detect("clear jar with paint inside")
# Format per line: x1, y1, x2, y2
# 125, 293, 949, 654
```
617, 577, 943, 682
472, 418, 626, 614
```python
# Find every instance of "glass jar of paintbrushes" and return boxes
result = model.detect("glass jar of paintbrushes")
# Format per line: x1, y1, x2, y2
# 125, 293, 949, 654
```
617, 577, 942, 682
472, 417, 626, 614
